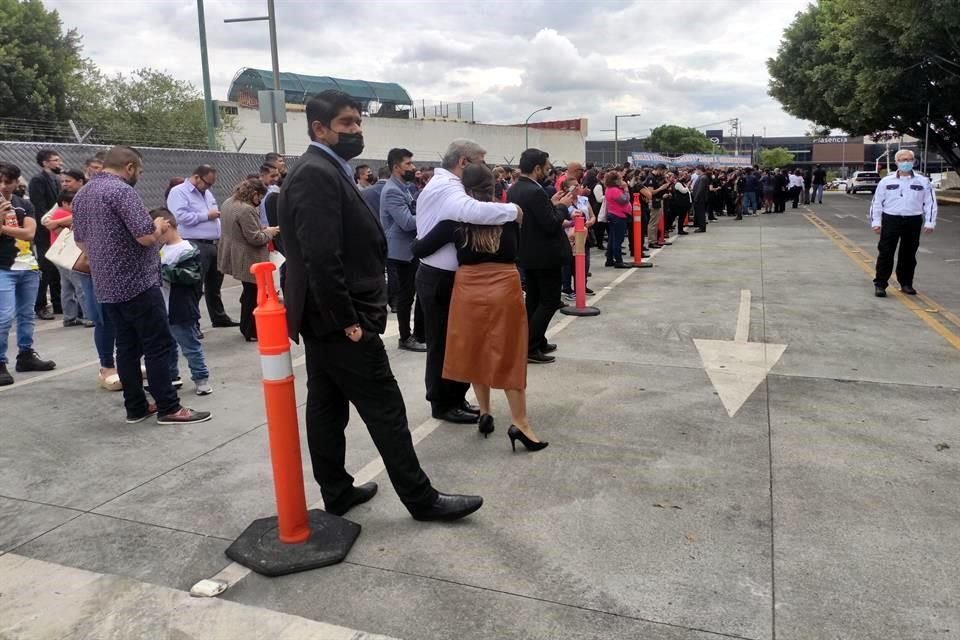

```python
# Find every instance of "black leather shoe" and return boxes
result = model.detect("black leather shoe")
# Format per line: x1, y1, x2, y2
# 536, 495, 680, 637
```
694, 228, 706, 233
527, 351, 556, 364
409, 492, 483, 522
461, 401, 480, 415
435, 408, 479, 424
678, 231, 689, 235
542, 343, 558, 354
875, 285, 887, 298
900, 285, 917, 295
212, 319, 241, 328
325, 482, 378, 517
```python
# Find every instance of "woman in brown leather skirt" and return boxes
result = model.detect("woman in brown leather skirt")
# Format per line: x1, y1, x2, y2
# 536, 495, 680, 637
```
412, 164, 547, 452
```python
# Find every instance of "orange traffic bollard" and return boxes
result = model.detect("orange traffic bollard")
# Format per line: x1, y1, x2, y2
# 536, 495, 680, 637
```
560, 214, 600, 317
224, 262, 360, 577
623, 193, 653, 269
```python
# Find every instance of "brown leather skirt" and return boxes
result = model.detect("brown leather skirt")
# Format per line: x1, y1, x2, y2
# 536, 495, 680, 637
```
442, 263, 528, 391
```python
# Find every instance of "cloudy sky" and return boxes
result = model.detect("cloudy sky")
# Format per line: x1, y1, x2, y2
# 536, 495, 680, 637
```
48, 0, 814, 139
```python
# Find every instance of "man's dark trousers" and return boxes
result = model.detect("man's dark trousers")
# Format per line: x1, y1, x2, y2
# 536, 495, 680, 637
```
388, 258, 423, 343
525, 266, 561, 354
693, 202, 707, 232
874, 214, 924, 288
34, 244, 62, 314
415, 264, 469, 416
302, 330, 436, 511
192, 239, 232, 325
103, 287, 180, 417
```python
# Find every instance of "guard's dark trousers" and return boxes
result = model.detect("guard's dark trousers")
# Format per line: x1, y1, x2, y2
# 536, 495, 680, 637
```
874, 213, 923, 289
415, 264, 469, 416
302, 331, 437, 511
524, 266, 562, 354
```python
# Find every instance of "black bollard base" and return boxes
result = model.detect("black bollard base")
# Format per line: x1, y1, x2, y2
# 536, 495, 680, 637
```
560, 305, 601, 317
618, 262, 654, 269
225, 508, 361, 577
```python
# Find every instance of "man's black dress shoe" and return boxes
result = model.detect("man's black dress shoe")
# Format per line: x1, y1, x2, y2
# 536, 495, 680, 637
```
528, 351, 556, 364
900, 285, 917, 295
212, 319, 241, 328
678, 231, 689, 235
435, 408, 479, 424
542, 343, 558, 354
694, 228, 706, 233
875, 285, 887, 298
461, 401, 480, 415
409, 492, 483, 522
326, 482, 378, 516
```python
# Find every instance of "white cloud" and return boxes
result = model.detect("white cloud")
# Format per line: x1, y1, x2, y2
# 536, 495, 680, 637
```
47, 0, 812, 137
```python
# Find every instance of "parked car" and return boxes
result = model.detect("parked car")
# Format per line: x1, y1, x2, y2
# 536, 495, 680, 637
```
846, 171, 881, 194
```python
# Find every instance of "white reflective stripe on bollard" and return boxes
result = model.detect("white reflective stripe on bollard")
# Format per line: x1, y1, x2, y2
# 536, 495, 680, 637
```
260, 352, 294, 381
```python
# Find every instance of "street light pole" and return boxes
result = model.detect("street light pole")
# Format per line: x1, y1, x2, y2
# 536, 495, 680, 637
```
614, 113, 641, 166
923, 101, 931, 175
225, 0, 285, 154
524, 106, 552, 150
196, 0, 217, 150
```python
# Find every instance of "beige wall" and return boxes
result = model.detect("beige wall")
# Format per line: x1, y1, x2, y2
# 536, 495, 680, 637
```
229, 105, 587, 166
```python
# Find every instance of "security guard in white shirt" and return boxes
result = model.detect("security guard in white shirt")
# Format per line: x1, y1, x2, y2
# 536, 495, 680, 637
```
869, 149, 937, 297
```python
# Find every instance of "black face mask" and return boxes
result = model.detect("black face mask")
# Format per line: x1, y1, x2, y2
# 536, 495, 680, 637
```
331, 132, 364, 160
402, 170, 416, 182
50, 166, 62, 174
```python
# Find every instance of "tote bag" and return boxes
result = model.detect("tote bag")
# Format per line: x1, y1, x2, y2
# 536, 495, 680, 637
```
46, 228, 89, 273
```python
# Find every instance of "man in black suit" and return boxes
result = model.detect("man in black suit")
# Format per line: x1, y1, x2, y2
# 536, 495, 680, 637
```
510, 148, 573, 364
691, 165, 709, 233
278, 90, 482, 522
27, 149, 63, 319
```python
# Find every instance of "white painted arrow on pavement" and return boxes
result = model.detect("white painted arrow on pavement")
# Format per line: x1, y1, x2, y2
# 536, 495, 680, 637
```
693, 290, 787, 418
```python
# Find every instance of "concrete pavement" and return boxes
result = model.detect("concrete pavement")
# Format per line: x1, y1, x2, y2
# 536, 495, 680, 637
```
2, 193, 958, 639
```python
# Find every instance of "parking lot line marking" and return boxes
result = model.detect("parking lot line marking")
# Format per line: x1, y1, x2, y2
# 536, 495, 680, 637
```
0, 358, 100, 393
803, 211, 960, 351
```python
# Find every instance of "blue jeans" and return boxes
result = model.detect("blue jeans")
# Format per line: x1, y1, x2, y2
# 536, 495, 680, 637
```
77, 272, 116, 369
56, 266, 86, 323
169, 322, 209, 382
103, 287, 180, 417
606, 216, 628, 265
813, 184, 825, 203
742, 192, 759, 215
0, 269, 40, 365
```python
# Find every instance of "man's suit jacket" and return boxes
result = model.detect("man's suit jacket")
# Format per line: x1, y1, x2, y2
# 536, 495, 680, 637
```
691, 174, 710, 206
509, 176, 568, 270
278, 145, 387, 342
28, 171, 60, 249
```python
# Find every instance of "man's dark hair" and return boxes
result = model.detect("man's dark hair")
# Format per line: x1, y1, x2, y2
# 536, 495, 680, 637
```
354, 164, 370, 182
103, 146, 143, 171
387, 148, 413, 171
0, 162, 23, 181
193, 165, 216, 179
150, 207, 177, 228
94, 150, 107, 161
264, 152, 283, 163
259, 163, 277, 175
84, 157, 102, 168
305, 90, 361, 140
63, 169, 85, 184
36, 149, 59, 166
58, 190, 76, 206
519, 148, 549, 174
377, 166, 391, 179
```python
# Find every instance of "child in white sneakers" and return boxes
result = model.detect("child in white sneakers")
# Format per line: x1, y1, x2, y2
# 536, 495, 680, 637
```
153, 208, 213, 396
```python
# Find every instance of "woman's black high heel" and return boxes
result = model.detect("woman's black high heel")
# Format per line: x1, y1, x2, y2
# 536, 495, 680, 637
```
507, 425, 548, 452
478, 414, 495, 438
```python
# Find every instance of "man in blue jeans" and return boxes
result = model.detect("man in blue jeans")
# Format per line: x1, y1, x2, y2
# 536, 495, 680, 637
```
0, 162, 57, 385
72, 146, 211, 425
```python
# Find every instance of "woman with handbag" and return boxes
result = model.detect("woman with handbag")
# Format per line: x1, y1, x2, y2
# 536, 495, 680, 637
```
217, 179, 278, 342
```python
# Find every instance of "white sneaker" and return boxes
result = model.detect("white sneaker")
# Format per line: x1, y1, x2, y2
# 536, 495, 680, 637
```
195, 379, 213, 396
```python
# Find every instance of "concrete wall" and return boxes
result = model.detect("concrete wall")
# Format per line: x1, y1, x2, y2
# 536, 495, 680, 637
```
232, 106, 587, 167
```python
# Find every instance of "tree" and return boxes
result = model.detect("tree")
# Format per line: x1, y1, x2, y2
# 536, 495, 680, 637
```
768, 0, 960, 175
645, 125, 716, 154
0, 0, 83, 120
759, 147, 795, 168
71, 68, 215, 149
805, 123, 832, 137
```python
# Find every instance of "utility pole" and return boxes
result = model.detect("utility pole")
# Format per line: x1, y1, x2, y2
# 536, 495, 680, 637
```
196, 0, 217, 150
